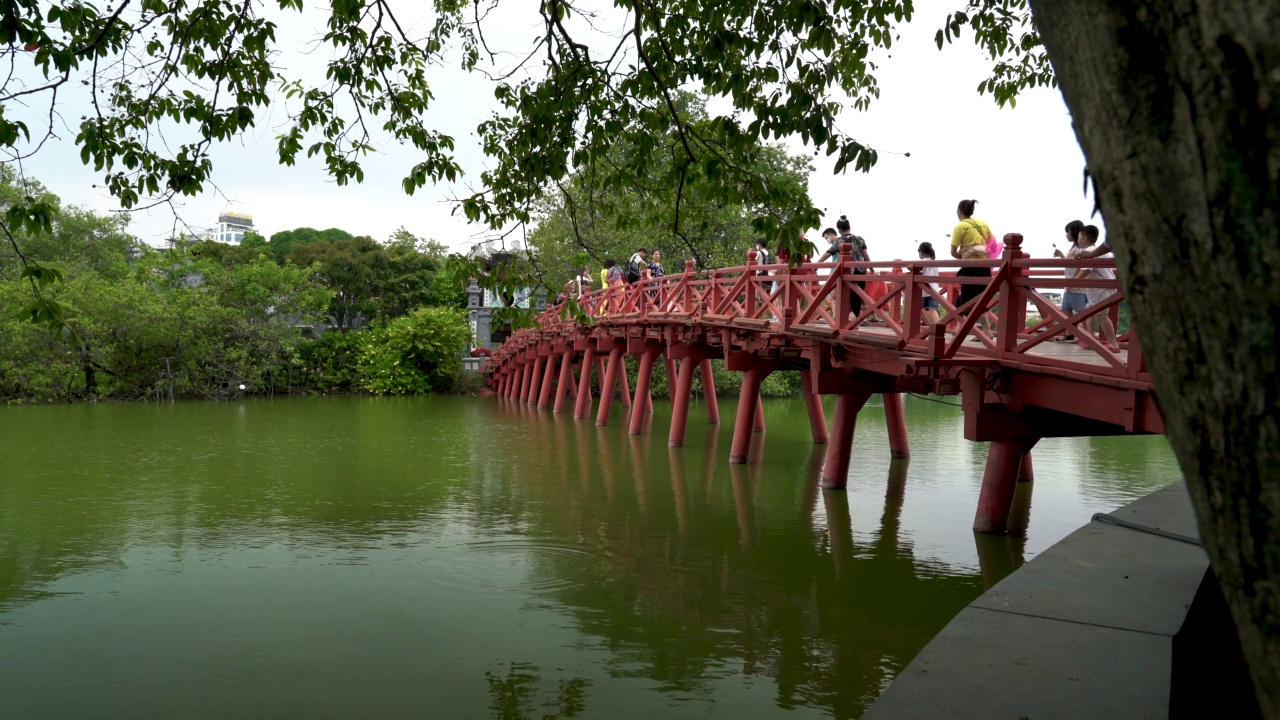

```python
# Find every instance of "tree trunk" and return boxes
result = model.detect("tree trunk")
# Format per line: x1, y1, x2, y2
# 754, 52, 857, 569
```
1032, 0, 1280, 713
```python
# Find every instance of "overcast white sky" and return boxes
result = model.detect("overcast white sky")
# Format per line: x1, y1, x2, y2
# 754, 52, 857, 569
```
11, 0, 1101, 263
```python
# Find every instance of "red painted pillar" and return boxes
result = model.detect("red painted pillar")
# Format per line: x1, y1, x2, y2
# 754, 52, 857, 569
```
801, 372, 828, 444
667, 356, 697, 447
573, 347, 596, 419
1019, 450, 1035, 482
537, 354, 557, 408
665, 357, 678, 402
596, 347, 624, 426
883, 392, 910, 459
753, 394, 766, 433
629, 350, 659, 434
974, 439, 1027, 534
700, 359, 720, 424
619, 360, 633, 410
729, 368, 764, 464
526, 357, 544, 404
553, 350, 573, 413
821, 390, 872, 488
519, 362, 533, 401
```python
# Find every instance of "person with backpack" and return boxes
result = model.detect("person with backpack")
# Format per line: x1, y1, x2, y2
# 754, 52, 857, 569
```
625, 248, 648, 284
817, 215, 871, 320
753, 238, 772, 273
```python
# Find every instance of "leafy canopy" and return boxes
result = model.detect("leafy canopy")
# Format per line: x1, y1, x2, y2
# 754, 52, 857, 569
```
0, 0, 1050, 331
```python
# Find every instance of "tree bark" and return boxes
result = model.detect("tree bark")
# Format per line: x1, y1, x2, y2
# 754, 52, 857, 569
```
1032, 0, 1280, 713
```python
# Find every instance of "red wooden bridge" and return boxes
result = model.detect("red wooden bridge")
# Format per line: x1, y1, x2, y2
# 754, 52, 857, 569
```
483, 234, 1162, 534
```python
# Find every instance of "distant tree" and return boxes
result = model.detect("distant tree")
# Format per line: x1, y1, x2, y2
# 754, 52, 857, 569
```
288, 236, 389, 330
239, 231, 269, 253
189, 239, 269, 267
527, 94, 814, 287
385, 228, 467, 314
0, 166, 138, 281
268, 227, 353, 264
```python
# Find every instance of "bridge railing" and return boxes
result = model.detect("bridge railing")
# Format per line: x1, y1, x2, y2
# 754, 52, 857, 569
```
493, 234, 1146, 385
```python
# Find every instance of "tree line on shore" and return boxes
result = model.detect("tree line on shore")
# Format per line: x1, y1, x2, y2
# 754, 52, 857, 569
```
0, 168, 473, 402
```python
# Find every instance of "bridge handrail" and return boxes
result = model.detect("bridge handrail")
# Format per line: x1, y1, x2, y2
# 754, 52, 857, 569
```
491, 233, 1143, 386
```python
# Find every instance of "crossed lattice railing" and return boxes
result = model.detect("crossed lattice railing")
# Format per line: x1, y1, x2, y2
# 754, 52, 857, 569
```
489, 234, 1148, 386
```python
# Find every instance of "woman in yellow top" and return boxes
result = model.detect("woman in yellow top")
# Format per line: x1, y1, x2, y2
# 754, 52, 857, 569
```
950, 199, 993, 311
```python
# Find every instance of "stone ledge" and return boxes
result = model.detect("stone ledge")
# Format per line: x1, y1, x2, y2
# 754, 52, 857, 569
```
863, 482, 1206, 720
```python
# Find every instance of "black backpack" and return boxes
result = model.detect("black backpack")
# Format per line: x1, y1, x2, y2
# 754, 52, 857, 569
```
625, 255, 644, 283
755, 248, 771, 275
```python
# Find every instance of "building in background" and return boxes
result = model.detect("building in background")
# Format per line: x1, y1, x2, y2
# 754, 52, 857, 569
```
214, 212, 255, 244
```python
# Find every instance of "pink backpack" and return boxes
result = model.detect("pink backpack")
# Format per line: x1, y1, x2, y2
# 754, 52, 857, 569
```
986, 235, 1004, 259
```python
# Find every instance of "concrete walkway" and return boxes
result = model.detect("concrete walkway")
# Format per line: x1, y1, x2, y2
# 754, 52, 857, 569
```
863, 482, 1206, 720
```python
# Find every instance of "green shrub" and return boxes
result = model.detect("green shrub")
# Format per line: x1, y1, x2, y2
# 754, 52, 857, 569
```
357, 307, 472, 394
295, 331, 363, 393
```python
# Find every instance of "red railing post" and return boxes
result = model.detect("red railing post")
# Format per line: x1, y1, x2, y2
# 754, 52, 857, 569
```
836, 242, 852, 326
682, 260, 695, 313
906, 262, 923, 337
891, 261, 903, 325
996, 233, 1027, 355
639, 269, 650, 319
745, 250, 758, 319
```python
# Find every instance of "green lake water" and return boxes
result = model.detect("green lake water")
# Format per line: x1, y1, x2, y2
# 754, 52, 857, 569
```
0, 394, 1179, 719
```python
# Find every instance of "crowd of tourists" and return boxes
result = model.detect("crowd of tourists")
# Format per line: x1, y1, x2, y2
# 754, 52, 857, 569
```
557, 199, 1119, 350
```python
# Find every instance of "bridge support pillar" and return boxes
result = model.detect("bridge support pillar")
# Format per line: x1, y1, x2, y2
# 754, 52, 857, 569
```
573, 347, 596, 419
629, 348, 660, 434
619, 359, 632, 410
700, 359, 720, 424
526, 357, 544, 404
883, 392, 910, 459
801, 372, 828, 444
553, 350, 573, 413
519, 362, 533, 402
974, 438, 1036, 534
596, 347, 625, 426
729, 368, 769, 463
1019, 451, 1034, 482
821, 386, 875, 488
537, 355, 557, 409
668, 356, 697, 447
754, 395, 766, 433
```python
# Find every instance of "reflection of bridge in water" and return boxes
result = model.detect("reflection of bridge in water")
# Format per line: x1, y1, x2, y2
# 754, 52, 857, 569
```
486, 234, 1161, 534
499, 410, 1018, 720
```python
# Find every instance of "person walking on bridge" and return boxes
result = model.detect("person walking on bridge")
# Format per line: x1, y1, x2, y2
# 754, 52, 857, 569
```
818, 216, 870, 321
625, 248, 649, 284
949, 199, 994, 334
1075, 224, 1121, 352
1054, 220, 1086, 342
600, 258, 622, 315
917, 241, 942, 327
